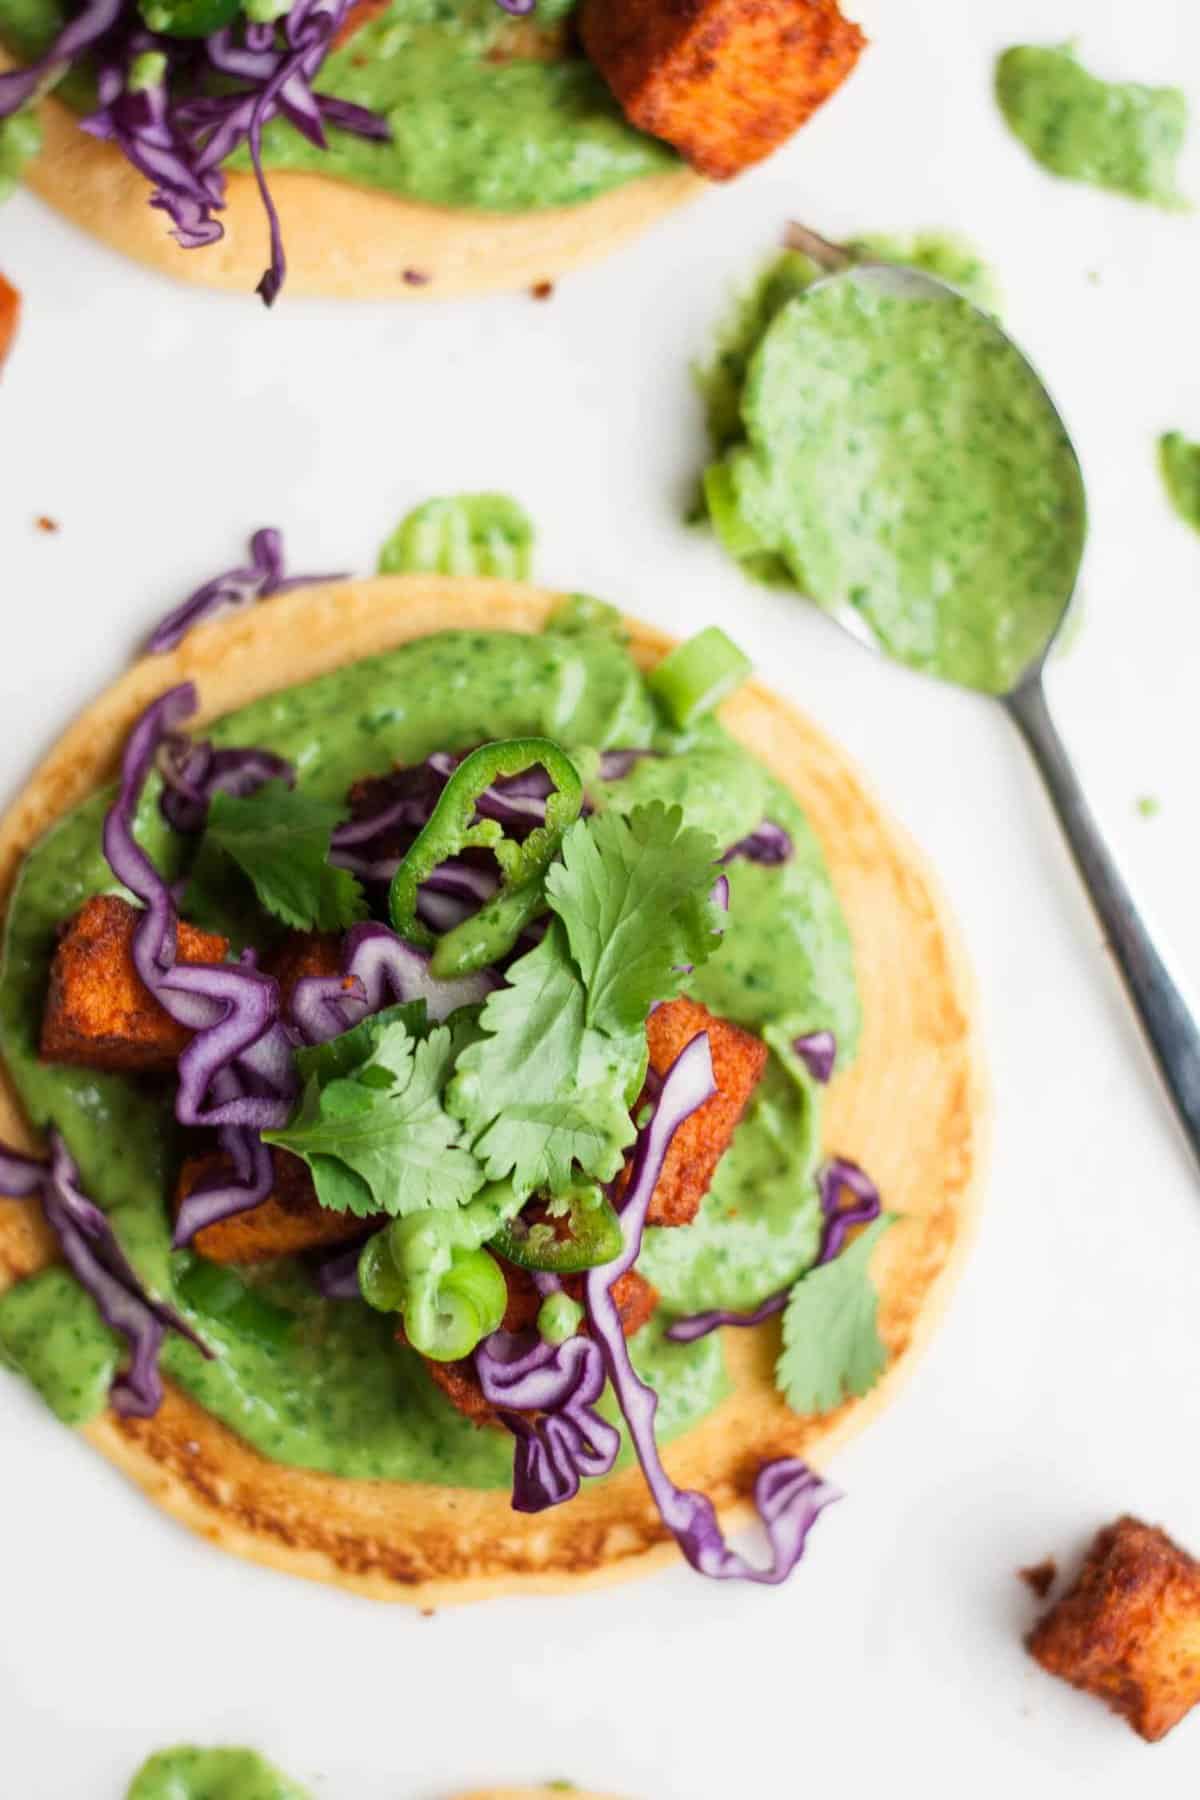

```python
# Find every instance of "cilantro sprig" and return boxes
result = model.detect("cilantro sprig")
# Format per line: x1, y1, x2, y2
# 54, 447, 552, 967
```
449, 802, 721, 1199
201, 783, 367, 934
775, 1214, 894, 1413
267, 1013, 483, 1218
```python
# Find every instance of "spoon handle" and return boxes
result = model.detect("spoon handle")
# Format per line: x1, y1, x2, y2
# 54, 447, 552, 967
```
1007, 674, 1200, 1174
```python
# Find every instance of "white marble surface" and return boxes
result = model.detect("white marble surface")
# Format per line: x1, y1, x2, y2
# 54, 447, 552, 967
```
1, 0, 1199, 1792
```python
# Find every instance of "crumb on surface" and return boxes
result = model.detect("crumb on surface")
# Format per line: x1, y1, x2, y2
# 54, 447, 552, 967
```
531, 280, 555, 300
1027, 1515, 1200, 1742
1135, 794, 1160, 819
35, 515, 59, 534
1020, 1558, 1058, 1599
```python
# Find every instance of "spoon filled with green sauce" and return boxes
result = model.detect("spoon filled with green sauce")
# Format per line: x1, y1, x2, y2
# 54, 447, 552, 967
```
705, 224, 1200, 1171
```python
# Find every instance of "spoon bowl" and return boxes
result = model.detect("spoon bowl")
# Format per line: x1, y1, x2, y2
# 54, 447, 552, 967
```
784, 224, 1200, 1174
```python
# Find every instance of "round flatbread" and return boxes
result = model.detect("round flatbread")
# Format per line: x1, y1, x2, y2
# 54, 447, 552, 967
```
1, 57, 702, 299
0, 576, 989, 1605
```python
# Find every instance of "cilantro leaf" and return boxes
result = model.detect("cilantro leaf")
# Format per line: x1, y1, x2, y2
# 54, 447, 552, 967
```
545, 803, 722, 1036
447, 920, 640, 1197
204, 784, 367, 933
776, 1216, 894, 1414
294, 1001, 429, 1086
266, 1019, 484, 1218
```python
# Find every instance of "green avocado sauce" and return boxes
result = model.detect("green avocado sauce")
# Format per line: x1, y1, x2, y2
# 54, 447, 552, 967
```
1159, 432, 1200, 536
127, 1746, 310, 1800
0, 622, 858, 1485
995, 43, 1189, 210
0, 0, 675, 212
699, 241, 1086, 695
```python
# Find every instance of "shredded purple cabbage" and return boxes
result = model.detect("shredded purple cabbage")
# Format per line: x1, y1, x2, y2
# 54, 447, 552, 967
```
596, 748, 657, 782
147, 527, 344, 653
100, 684, 298, 1246
722, 820, 793, 866
582, 1032, 840, 1581
0, 0, 391, 304
158, 733, 294, 833
793, 1028, 837, 1084
0, 1131, 211, 1416
289, 920, 498, 1043
665, 1155, 883, 1345
0, 0, 122, 115
476, 1330, 620, 1512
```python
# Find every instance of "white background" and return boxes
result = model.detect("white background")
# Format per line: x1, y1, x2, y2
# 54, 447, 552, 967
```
2, 0, 1200, 1793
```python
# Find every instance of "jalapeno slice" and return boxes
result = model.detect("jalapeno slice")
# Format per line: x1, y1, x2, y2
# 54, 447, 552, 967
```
491, 1184, 625, 1274
388, 737, 583, 978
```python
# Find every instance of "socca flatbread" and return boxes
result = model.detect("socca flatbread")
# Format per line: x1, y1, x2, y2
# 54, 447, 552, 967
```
1, 56, 701, 300
0, 577, 989, 1605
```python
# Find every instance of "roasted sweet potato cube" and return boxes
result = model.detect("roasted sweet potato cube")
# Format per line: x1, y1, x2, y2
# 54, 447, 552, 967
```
580, 0, 865, 181
643, 996, 767, 1226
265, 931, 344, 1012
420, 1265, 658, 1427
0, 275, 19, 371
41, 895, 228, 1074
1028, 1515, 1200, 1742
177, 1149, 366, 1264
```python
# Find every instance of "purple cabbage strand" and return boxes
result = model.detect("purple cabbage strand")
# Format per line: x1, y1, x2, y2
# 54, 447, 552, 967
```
100, 683, 298, 1247
665, 1154, 882, 1344
147, 527, 345, 653
0, 1131, 211, 1416
475, 1329, 621, 1512
583, 1032, 840, 1582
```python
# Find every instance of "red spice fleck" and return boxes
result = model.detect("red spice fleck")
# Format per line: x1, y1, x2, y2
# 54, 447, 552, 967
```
531, 280, 555, 301
35, 516, 60, 534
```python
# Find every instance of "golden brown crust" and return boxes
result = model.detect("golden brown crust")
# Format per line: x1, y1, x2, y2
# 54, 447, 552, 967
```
0, 577, 989, 1605
0, 51, 701, 301
642, 996, 767, 1226
1028, 1516, 1200, 1741
580, 0, 865, 180
40, 894, 228, 1073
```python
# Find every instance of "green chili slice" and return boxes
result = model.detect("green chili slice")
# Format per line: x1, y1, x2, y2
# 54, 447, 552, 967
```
388, 737, 583, 978
491, 1184, 625, 1274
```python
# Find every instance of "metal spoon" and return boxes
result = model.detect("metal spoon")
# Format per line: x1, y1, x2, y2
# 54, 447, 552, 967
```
784, 224, 1200, 1174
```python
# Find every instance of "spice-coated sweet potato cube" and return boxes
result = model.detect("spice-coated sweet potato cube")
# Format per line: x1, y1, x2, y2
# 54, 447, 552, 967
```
177, 1148, 366, 1264
1028, 1515, 1200, 1742
580, 0, 866, 181
643, 996, 768, 1226
40, 895, 228, 1074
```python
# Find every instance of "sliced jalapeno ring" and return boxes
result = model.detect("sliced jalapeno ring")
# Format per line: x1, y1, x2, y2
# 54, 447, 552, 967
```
389, 737, 582, 971
491, 1184, 625, 1274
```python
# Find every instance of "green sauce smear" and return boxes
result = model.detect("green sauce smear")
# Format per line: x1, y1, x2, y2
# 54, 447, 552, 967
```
1158, 432, 1200, 537
0, 622, 858, 1484
0, 0, 675, 213
127, 1746, 310, 1800
378, 491, 535, 579
698, 239, 1087, 694
995, 43, 1190, 210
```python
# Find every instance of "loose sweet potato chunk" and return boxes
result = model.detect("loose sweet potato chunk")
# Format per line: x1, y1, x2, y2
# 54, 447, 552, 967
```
421, 1265, 658, 1427
642, 996, 767, 1226
41, 896, 228, 1074
1028, 1515, 1200, 1742
177, 1149, 366, 1264
0, 275, 19, 371
580, 0, 866, 180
